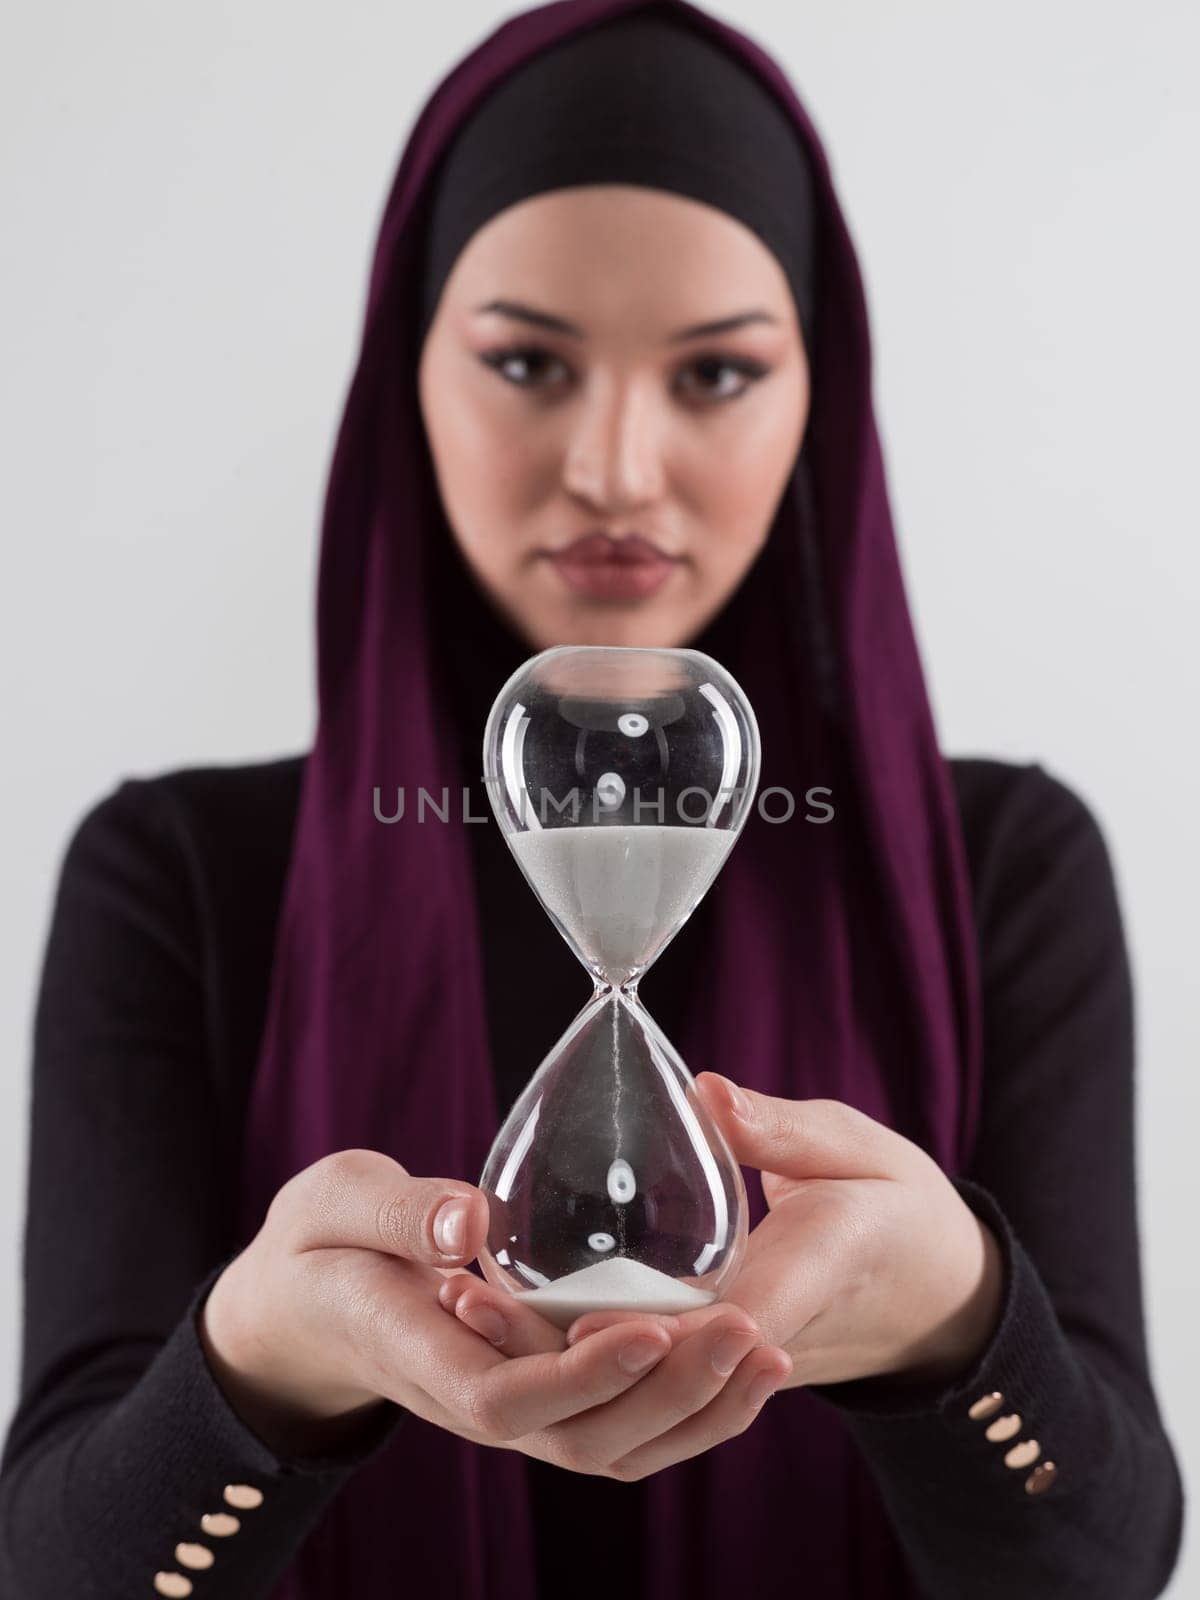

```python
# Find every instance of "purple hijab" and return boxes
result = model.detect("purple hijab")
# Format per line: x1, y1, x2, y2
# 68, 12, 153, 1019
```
234, 2, 983, 1594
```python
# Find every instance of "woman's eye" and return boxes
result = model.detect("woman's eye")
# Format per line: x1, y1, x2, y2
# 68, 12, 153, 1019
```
480, 347, 570, 390
478, 346, 769, 404
675, 355, 769, 404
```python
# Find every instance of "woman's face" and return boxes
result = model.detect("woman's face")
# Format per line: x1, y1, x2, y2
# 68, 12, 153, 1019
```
418, 184, 810, 650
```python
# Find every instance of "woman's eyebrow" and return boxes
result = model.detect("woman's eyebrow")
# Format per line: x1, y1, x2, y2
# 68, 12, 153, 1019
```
472, 299, 780, 342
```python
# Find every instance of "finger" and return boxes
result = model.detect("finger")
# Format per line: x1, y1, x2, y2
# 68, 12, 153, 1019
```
443, 1281, 716, 1363
482, 1302, 694, 1361
461, 1321, 682, 1440
611, 1345, 794, 1481
360, 1254, 679, 1440
693, 1076, 923, 1183
547, 1310, 764, 1471
443, 1277, 567, 1357
566, 1300, 734, 1347
563, 1308, 682, 1345
437, 1271, 482, 1315
273, 1148, 489, 1268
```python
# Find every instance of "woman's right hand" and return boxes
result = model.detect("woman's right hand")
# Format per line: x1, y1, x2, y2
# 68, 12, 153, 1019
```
200, 1148, 790, 1476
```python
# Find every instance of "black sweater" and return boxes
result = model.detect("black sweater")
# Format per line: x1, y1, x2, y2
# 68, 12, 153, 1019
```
0, 753, 1184, 1599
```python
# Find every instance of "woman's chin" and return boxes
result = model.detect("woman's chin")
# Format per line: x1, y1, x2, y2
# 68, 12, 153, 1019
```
510, 572, 713, 652
532, 604, 693, 652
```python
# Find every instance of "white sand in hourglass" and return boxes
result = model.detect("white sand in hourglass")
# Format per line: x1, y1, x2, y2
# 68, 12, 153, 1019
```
509, 824, 734, 985
517, 1257, 717, 1327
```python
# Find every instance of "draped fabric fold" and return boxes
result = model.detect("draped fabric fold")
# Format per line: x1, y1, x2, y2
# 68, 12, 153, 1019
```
233, 3, 983, 1594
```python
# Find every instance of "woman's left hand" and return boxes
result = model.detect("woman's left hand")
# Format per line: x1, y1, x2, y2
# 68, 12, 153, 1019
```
568, 1074, 1006, 1392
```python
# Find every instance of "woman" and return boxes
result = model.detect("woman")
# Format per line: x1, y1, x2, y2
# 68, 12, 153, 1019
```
0, 2, 1184, 1598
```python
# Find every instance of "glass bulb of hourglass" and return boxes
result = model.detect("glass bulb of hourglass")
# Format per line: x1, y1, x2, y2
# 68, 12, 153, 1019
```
477, 645, 761, 1329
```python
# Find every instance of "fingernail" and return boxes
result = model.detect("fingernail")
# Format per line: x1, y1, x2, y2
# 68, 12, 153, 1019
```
715, 1074, 750, 1118
433, 1198, 470, 1256
747, 1372, 782, 1408
711, 1330, 756, 1376
619, 1337, 666, 1375
460, 1304, 508, 1346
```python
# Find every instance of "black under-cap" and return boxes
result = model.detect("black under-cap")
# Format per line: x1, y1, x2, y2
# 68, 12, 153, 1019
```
417, 6, 819, 347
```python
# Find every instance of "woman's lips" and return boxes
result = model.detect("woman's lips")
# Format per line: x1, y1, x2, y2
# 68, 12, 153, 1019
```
543, 532, 682, 600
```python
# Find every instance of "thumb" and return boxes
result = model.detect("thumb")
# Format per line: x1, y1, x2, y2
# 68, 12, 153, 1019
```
279, 1150, 490, 1268
423, 1184, 490, 1265
694, 1074, 914, 1182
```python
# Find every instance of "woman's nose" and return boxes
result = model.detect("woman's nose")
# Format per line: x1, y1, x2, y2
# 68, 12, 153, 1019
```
561, 376, 665, 515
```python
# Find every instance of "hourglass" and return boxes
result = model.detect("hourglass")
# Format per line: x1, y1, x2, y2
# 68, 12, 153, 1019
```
477, 645, 761, 1329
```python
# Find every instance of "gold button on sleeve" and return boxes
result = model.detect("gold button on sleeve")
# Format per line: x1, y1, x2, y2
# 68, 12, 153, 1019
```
153, 1574, 193, 1598
175, 1542, 214, 1571
1025, 1460, 1059, 1495
1004, 1438, 1041, 1470
224, 1482, 265, 1510
985, 1412, 1022, 1443
967, 1391, 1004, 1421
200, 1511, 241, 1537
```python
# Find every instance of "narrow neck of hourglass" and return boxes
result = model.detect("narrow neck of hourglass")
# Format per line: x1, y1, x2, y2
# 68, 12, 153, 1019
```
587, 969, 648, 999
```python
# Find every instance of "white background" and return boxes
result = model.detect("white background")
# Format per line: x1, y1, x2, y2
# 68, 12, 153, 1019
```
1, 1, 1195, 1588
